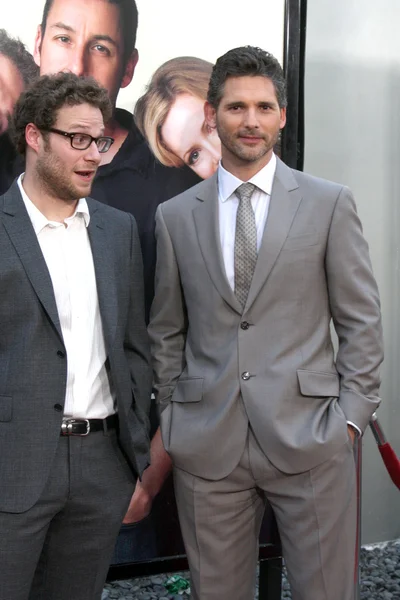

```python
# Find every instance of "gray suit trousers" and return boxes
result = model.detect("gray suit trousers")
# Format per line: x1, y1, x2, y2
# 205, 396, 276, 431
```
0, 430, 135, 600
174, 427, 357, 600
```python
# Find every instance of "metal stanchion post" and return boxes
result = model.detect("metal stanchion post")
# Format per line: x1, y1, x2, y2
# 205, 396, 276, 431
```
353, 437, 362, 600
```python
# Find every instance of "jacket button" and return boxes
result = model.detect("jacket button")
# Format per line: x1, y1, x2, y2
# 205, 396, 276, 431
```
241, 371, 250, 381
241, 321, 250, 330
54, 404, 63, 412
57, 350, 65, 358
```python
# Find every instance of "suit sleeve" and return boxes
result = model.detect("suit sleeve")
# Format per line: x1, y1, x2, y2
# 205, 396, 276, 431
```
148, 204, 188, 413
325, 186, 384, 432
125, 214, 153, 430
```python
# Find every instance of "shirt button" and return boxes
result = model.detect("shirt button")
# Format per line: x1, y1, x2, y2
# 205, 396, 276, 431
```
241, 322, 250, 330
57, 350, 65, 358
54, 404, 63, 412
241, 372, 250, 381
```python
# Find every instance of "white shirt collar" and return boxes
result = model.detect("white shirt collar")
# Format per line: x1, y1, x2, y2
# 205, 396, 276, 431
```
17, 173, 90, 235
218, 152, 277, 202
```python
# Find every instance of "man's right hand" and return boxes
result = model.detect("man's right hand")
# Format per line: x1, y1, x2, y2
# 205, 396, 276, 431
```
122, 427, 172, 524
123, 479, 152, 524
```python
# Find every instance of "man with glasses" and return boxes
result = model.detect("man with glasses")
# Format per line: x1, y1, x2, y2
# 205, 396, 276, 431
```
0, 72, 152, 600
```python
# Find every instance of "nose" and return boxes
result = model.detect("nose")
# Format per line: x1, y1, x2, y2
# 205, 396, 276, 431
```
206, 129, 222, 163
210, 145, 220, 163
65, 47, 86, 76
243, 108, 260, 129
85, 140, 102, 164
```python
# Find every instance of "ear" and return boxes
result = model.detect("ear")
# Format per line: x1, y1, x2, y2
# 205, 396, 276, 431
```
120, 49, 139, 89
25, 123, 43, 154
33, 25, 42, 68
279, 107, 287, 130
204, 102, 217, 130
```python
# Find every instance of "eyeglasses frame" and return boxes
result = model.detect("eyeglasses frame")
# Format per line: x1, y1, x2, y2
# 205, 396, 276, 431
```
42, 128, 114, 153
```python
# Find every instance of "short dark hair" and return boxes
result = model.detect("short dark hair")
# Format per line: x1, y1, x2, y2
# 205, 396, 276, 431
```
10, 72, 112, 155
207, 46, 287, 109
40, 0, 138, 68
0, 29, 38, 87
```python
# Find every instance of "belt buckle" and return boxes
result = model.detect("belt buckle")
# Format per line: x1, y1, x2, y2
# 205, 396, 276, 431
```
61, 418, 91, 436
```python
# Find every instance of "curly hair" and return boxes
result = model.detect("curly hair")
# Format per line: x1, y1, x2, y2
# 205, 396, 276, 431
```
10, 72, 112, 155
207, 46, 287, 109
0, 29, 38, 87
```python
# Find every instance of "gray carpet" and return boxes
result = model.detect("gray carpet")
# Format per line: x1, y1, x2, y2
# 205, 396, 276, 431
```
103, 540, 400, 600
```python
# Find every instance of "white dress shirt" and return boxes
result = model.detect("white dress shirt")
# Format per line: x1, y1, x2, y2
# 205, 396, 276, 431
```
218, 153, 276, 291
18, 175, 115, 419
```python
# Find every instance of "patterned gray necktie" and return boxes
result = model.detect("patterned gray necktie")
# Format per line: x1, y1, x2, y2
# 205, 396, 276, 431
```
234, 182, 257, 308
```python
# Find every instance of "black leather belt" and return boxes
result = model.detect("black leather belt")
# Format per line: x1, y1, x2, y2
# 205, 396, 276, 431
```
60, 414, 118, 436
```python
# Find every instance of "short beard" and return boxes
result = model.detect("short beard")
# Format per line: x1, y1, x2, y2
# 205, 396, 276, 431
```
35, 141, 82, 203
225, 130, 279, 164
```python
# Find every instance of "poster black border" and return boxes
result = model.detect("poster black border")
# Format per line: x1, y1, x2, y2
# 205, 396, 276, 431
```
282, 0, 307, 171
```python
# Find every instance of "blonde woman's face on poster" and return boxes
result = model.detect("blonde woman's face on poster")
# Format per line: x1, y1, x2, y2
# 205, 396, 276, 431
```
162, 93, 221, 180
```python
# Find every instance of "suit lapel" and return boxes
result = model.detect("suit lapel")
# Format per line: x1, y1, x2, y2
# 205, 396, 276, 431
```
193, 174, 243, 314
245, 158, 302, 310
2, 182, 63, 341
86, 198, 118, 349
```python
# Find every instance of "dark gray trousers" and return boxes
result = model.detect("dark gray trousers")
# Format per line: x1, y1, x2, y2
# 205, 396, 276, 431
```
0, 429, 135, 600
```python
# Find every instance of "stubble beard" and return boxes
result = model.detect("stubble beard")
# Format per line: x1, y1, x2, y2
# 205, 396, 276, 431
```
35, 147, 90, 204
217, 124, 280, 164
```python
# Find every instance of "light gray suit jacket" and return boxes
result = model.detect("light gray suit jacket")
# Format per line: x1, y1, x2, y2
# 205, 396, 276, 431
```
0, 181, 152, 513
149, 158, 384, 480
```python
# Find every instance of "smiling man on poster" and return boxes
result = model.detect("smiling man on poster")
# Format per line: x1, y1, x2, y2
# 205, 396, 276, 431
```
148, 46, 384, 600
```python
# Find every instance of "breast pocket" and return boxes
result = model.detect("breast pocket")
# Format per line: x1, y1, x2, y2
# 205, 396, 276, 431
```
282, 233, 319, 251
0, 396, 12, 421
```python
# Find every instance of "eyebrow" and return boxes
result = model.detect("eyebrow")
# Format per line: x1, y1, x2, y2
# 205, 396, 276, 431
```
225, 101, 246, 108
50, 22, 119, 49
225, 101, 277, 108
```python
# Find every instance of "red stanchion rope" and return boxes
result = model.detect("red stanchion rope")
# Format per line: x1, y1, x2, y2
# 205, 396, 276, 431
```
369, 416, 400, 491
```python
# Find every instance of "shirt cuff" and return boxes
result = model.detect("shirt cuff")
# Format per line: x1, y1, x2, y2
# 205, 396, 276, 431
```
347, 421, 362, 437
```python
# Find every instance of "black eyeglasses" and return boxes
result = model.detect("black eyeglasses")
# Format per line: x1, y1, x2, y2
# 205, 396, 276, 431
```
43, 128, 114, 153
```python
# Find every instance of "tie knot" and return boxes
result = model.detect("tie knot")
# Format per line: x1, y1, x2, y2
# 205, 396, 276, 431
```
235, 182, 256, 202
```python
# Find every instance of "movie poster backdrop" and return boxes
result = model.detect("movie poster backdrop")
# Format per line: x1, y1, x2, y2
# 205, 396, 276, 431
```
1, 0, 287, 564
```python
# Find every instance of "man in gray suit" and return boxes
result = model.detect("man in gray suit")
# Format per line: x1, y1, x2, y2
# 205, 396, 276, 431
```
148, 46, 384, 600
0, 72, 152, 600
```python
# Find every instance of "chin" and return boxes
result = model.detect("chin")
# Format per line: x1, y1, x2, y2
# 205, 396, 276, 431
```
79, 182, 93, 194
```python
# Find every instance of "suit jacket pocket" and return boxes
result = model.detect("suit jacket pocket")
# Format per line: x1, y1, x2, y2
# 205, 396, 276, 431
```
297, 370, 339, 397
171, 377, 203, 403
282, 233, 319, 250
0, 396, 12, 421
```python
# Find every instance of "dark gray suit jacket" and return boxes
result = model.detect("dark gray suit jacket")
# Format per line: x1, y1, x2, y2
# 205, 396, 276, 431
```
0, 181, 152, 513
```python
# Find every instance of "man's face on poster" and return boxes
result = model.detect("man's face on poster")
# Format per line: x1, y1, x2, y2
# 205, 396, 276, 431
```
0, 53, 25, 135
34, 0, 138, 109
